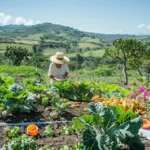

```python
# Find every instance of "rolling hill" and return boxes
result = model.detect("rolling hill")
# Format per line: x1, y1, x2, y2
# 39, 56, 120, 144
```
0, 23, 149, 57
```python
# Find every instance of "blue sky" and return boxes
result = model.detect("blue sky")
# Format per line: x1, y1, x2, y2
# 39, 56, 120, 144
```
0, 0, 150, 34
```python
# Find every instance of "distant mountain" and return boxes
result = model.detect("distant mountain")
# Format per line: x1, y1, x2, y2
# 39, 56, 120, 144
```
85, 32, 137, 40
0, 23, 150, 42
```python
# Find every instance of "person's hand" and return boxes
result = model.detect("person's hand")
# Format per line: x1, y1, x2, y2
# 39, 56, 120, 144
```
57, 78, 63, 82
66, 74, 70, 78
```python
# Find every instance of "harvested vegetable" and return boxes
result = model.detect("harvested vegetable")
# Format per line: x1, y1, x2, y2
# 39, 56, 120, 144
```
142, 119, 150, 129
92, 96, 146, 115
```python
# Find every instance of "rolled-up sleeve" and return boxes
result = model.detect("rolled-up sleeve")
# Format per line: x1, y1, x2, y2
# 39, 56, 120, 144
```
48, 63, 54, 76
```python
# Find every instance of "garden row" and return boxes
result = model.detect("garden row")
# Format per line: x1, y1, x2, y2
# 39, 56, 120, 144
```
0, 75, 149, 149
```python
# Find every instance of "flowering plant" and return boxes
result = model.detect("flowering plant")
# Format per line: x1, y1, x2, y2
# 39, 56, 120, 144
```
130, 86, 150, 102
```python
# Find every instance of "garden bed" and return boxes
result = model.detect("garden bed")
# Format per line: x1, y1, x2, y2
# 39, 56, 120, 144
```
1, 76, 150, 150
0, 103, 150, 150
0, 103, 81, 149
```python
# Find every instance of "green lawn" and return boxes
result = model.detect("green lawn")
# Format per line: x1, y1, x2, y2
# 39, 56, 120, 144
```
0, 43, 33, 52
66, 49, 105, 58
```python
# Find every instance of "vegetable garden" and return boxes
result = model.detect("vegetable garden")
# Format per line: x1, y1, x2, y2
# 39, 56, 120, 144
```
0, 68, 150, 150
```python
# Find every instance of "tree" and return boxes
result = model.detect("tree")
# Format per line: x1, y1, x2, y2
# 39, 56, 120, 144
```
105, 39, 146, 85
32, 45, 37, 54
4, 46, 28, 66
76, 53, 84, 69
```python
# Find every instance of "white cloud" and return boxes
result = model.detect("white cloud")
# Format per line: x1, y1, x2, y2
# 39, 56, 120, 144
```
138, 24, 150, 29
0, 12, 41, 26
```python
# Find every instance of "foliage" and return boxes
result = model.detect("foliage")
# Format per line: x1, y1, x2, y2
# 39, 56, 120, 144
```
60, 125, 74, 135
4, 126, 20, 138
53, 80, 130, 102
49, 93, 71, 117
0, 65, 43, 78
53, 80, 95, 101
94, 82, 130, 98
58, 145, 70, 150
0, 76, 37, 117
23, 78, 46, 93
90, 66, 115, 76
44, 125, 55, 137
105, 38, 146, 85
0, 134, 37, 150
39, 146, 53, 150
73, 103, 144, 150
143, 60, 150, 84
4, 46, 28, 66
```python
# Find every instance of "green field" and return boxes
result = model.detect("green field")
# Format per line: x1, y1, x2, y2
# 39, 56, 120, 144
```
15, 40, 39, 45
0, 43, 33, 52
43, 48, 66, 56
21, 33, 43, 41
66, 49, 105, 58
78, 42, 101, 49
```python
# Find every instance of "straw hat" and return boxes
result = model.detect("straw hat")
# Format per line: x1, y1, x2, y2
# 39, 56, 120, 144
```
50, 52, 70, 64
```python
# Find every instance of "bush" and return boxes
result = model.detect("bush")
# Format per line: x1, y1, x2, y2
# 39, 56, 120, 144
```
90, 66, 115, 76
0, 65, 44, 77
68, 61, 77, 71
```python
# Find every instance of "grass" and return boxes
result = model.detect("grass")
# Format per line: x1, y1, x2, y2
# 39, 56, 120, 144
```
86, 38, 101, 43
43, 48, 66, 56
80, 37, 92, 42
21, 33, 43, 41
44, 39, 61, 43
15, 40, 39, 45
0, 65, 44, 77
0, 43, 33, 52
66, 49, 105, 58
78, 42, 101, 49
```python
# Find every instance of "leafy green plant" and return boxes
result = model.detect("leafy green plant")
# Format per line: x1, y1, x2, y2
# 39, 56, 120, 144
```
53, 80, 95, 101
0, 76, 37, 117
72, 144, 84, 150
0, 65, 43, 78
60, 125, 74, 135
5, 126, 20, 138
58, 145, 70, 150
93, 82, 131, 98
90, 66, 115, 76
40, 94, 50, 107
44, 125, 55, 137
24, 78, 46, 93
1, 134, 37, 150
73, 102, 144, 150
39, 146, 53, 150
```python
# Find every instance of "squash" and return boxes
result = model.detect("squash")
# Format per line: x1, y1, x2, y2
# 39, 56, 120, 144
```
142, 119, 150, 129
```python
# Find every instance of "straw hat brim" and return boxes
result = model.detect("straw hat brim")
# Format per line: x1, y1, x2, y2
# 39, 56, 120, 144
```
50, 55, 70, 64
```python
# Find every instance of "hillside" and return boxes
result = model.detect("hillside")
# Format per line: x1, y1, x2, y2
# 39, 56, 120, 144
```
0, 23, 150, 57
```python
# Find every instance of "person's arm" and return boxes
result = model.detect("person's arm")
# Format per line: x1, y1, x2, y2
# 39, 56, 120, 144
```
50, 74, 63, 82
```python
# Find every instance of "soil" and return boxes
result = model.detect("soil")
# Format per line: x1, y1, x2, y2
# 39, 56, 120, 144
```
0, 103, 150, 149
0, 103, 82, 149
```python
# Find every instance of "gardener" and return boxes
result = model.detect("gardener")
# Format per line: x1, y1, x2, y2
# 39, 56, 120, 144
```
48, 52, 70, 85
